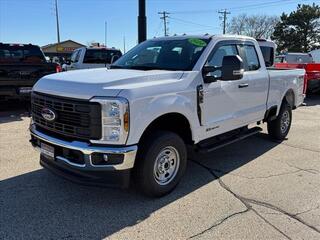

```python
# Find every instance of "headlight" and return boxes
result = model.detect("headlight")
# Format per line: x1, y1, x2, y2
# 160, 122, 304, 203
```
90, 97, 129, 144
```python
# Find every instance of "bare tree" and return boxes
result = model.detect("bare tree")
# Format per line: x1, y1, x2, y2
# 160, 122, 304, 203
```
228, 14, 279, 39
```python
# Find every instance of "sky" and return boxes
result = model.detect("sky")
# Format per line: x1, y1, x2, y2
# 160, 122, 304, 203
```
0, 0, 317, 52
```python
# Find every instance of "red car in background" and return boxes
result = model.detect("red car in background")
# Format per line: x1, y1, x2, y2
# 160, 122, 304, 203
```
275, 53, 320, 93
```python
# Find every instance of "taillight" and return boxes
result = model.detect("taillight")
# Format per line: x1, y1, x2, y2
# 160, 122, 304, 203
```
303, 73, 308, 94
56, 64, 62, 73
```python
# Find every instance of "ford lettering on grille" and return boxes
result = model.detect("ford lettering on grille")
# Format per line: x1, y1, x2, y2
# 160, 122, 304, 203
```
41, 108, 56, 122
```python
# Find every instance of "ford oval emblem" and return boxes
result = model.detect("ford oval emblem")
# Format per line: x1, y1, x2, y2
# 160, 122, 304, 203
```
41, 107, 56, 122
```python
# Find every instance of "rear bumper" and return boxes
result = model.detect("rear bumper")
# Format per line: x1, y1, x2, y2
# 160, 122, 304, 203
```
307, 79, 320, 92
30, 124, 138, 188
0, 87, 32, 100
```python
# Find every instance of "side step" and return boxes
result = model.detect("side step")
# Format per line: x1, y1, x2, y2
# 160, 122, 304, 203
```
196, 126, 262, 153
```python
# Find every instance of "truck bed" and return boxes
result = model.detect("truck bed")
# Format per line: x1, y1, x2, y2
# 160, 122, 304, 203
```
274, 63, 320, 92
266, 68, 305, 110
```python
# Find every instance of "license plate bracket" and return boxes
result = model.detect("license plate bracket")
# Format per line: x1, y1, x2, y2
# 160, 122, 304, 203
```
40, 142, 55, 160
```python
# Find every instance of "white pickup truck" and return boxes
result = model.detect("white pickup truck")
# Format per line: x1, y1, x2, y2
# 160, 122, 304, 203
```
62, 47, 122, 71
30, 35, 305, 197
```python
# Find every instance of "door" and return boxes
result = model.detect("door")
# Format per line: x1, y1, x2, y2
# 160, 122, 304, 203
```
69, 49, 81, 70
235, 44, 269, 124
202, 41, 268, 138
202, 43, 242, 136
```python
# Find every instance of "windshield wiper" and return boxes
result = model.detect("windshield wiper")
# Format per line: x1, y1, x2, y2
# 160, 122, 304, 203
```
110, 64, 179, 71
128, 65, 176, 71
110, 65, 128, 69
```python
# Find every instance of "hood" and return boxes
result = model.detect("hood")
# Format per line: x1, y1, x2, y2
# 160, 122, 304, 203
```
33, 68, 184, 100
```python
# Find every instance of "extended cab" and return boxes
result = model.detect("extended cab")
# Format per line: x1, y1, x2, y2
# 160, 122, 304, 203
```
30, 35, 305, 197
62, 47, 122, 71
0, 43, 61, 101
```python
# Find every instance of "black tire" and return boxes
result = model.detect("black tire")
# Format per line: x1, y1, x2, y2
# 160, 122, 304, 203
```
267, 102, 292, 140
134, 131, 187, 197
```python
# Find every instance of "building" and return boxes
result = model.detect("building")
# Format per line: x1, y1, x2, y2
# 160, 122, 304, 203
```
41, 40, 85, 60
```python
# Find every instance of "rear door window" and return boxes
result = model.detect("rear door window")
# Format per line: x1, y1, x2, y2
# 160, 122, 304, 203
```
239, 45, 260, 71
83, 49, 122, 64
260, 46, 274, 67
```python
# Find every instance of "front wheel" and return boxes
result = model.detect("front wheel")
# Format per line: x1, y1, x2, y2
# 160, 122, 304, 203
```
267, 102, 292, 140
134, 131, 187, 197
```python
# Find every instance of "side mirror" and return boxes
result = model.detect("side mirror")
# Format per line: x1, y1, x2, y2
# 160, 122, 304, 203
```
202, 65, 219, 83
111, 55, 120, 64
221, 55, 244, 80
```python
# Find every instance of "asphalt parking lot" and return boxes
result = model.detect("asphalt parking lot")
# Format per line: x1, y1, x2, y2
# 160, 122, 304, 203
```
1, 95, 319, 240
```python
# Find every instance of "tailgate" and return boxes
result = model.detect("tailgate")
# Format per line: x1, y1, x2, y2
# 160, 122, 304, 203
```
0, 63, 57, 87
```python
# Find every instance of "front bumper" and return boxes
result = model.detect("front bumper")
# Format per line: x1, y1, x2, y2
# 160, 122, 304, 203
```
30, 124, 138, 187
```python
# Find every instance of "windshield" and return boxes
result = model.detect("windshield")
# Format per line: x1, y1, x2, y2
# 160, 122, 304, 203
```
112, 38, 210, 71
0, 45, 45, 63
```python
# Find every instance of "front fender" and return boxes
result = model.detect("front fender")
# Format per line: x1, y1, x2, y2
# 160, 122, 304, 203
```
126, 92, 199, 145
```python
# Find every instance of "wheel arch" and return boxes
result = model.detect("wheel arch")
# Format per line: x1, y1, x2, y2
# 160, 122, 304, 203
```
138, 112, 194, 146
283, 88, 295, 109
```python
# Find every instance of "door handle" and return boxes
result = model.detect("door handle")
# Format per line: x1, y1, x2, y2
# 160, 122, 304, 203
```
238, 83, 249, 88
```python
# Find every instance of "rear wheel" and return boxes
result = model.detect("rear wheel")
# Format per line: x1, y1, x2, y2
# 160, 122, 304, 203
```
134, 131, 187, 197
267, 102, 292, 140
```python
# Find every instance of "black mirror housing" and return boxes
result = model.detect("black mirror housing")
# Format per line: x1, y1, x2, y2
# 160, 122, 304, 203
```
221, 55, 244, 81
111, 55, 120, 64
202, 65, 219, 83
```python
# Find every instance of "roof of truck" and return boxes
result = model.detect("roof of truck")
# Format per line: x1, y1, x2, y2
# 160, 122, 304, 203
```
153, 34, 256, 41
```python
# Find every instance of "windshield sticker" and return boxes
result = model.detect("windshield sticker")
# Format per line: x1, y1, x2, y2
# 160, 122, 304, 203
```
188, 38, 207, 47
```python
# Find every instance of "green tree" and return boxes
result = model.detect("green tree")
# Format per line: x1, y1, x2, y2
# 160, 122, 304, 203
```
272, 3, 320, 52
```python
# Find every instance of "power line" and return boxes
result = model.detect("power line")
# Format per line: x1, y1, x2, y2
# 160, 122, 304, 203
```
158, 11, 170, 36
169, 17, 215, 29
170, 0, 306, 15
153, 21, 164, 37
228, 0, 295, 10
218, 9, 231, 34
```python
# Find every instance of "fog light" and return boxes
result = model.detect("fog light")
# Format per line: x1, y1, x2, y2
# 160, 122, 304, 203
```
91, 153, 125, 165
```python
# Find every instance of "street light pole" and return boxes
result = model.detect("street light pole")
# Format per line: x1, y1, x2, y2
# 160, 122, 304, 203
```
138, 0, 147, 43
105, 21, 107, 47
55, 0, 60, 43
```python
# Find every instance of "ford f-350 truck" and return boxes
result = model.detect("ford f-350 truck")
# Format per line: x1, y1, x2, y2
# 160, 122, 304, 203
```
30, 35, 305, 197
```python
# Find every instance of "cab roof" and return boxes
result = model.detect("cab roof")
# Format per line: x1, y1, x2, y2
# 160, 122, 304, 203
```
152, 34, 256, 42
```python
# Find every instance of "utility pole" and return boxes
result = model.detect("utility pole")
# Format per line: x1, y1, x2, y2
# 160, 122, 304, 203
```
123, 35, 126, 53
158, 11, 170, 36
218, 9, 230, 34
138, 0, 147, 43
55, 0, 60, 43
105, 21, 107, 47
